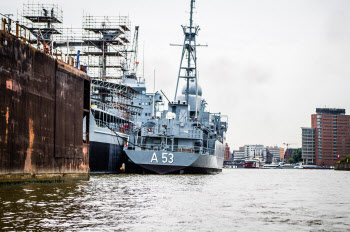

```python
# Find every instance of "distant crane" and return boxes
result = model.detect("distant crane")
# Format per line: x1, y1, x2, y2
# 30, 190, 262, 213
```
283, 143, 298, 150
283, 142, 298, 161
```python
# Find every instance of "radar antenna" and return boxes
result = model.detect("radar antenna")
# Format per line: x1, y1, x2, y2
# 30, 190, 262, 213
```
173, 0, 201, 103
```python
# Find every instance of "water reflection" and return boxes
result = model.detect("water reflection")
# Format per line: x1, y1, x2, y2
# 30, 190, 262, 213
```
0, 170, 350, 231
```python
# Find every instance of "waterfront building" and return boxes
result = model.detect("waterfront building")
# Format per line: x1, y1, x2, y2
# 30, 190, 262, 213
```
301, 128, 315, 164
233, 151, 246, 160
265, 149, 273, 164
224, 144, 232, 161
302, 108, 350, 166
267, 146, 284, 162
244, 145, 266, 159
278, 148, 285, 160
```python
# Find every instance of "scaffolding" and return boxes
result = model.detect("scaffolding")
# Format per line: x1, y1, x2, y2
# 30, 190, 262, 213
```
52, 27, 84, 64
80, 15, 131, 80
1, 3, 142, 136
21, 3, 63, 50
51, 14, 132, 80
2, 3, 134, 76
51, 13, 139, 134
0, 3, 81, 66
90, 80, 142, 133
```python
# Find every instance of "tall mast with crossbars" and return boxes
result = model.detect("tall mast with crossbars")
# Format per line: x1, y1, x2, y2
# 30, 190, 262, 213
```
174, 0, 200, 103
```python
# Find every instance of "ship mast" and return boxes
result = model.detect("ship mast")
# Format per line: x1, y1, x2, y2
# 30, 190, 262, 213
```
174, 0, 199, 103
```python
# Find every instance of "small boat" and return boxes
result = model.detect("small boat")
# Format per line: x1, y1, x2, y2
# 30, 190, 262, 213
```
279, 162, 295, 169
294, 163, 303, 169
262, 163, 281, 169
293, 163, 333, 169
244, 160, 257, 168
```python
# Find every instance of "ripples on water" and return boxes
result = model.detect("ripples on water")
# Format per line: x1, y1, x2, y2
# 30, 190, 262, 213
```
0, 169, 349, 231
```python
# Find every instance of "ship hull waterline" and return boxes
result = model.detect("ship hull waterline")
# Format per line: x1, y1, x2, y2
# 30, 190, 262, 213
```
124, 150, 223, 174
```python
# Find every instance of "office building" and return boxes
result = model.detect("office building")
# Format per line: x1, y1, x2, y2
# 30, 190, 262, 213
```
224, 143, 232, 161
267, 146, 284, 162
301, 127, 315, 164
244, 145, 266, 159
233, 151, 246, 160
302, 108, 350, 166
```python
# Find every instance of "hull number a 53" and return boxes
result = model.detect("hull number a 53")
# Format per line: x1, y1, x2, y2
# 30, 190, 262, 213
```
151, 152, 174, 164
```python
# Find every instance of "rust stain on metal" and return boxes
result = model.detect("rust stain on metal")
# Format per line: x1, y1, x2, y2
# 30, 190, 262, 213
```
24, 118, 34, 173
6, 80, 12, 90
78, 146, 89, 171
4, 107, 9, 145
5, 79, 21, 93
12, 80, 21, 93
6, 107, 9, 124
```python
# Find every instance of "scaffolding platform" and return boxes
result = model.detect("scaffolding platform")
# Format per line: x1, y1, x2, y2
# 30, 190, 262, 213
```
24, 15, 62, 23
20, 3, 63, 51
82, 39, 124, 45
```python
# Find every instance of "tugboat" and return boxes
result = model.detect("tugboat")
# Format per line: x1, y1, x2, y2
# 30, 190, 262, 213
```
123, 0, 228, 174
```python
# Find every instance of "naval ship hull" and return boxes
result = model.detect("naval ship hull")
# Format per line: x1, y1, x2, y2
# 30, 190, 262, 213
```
186, 153, 224, 174
184, 140, 225, 174
124, 147, 225, 174
124, 150, 200, 174
87, 114, 127, 173
89, 141, 124, 173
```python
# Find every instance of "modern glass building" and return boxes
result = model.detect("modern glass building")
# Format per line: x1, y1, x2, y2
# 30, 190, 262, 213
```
301, 127, 315, 164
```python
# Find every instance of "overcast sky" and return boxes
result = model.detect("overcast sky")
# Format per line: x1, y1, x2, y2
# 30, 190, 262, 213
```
2, 0, 350, 150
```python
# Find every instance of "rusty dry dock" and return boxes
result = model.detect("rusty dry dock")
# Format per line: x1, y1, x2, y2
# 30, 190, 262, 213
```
0, 31, 91, 184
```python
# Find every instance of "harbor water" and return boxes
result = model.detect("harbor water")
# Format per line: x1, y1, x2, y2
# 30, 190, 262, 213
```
0, 169, 349, 231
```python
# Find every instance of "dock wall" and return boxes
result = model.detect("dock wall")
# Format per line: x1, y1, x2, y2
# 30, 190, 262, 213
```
0, 31, 91, 184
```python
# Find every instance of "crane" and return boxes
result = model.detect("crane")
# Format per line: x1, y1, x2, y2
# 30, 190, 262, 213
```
283, 142, 298, 150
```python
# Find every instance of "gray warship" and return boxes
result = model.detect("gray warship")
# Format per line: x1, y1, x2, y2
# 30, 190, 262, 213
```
124, 0, 228, 174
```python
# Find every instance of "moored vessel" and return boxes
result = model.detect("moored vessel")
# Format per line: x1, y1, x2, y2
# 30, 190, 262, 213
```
123, 0, 228, 174
280, 163, 296, 169
87, 79, 141, 173
262, 163, 281, 169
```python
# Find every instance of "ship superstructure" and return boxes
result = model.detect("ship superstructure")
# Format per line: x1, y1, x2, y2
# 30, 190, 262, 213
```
124, 0, 228, 174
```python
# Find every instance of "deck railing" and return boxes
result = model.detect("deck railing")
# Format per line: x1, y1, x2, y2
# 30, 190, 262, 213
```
127, 143, 216, 155
93, 118, 131, 134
